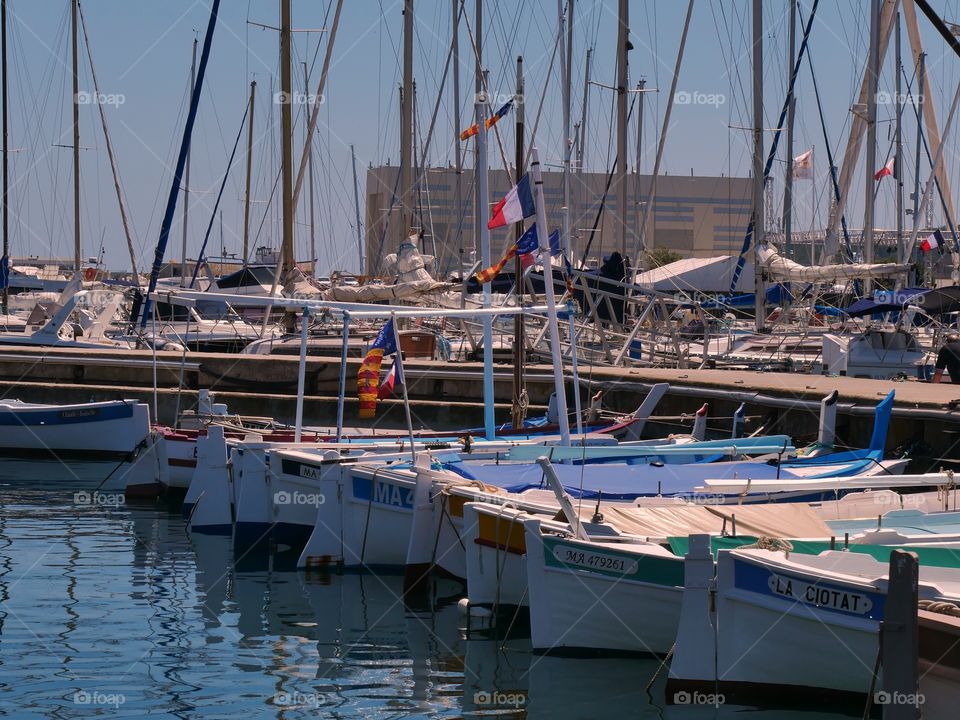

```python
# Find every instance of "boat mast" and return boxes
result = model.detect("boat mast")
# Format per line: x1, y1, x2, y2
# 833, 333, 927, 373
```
864, 0, 880, 293
822, 0, 897, 261
1, 0, 8, 314
615, 0, 628, 262
634, 79, 644, 250
511, 55, 525, 430
752, 0, 765, 332
475, 0, 495, 440
351, 143, 363, 273
638, 0, 694, 269
242, 79, 256, 264
77, 2, 138, 285
783, 0, 796, 260
71, 0, 80, 272
578, 47, 591, 176
400, 0, 414, 248
180, 38, 197, 286
280, 0, 294, 281
303, 61, 315, 273
895, 11, 904, 264
451, 0, 462, 272
559, 0, 572, 264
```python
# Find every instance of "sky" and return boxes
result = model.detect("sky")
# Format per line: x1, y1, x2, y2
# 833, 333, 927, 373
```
5, 0, 960, 273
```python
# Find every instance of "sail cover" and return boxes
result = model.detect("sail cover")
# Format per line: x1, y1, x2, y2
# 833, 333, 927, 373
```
757, 244, 911, 282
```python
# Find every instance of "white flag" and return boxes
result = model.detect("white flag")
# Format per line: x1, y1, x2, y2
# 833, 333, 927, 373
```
792, 148, 814, 180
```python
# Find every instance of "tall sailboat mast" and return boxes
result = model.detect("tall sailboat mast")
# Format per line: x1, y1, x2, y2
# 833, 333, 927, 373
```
351, 144, 363, 272
752, 0, 765, 332
895, 11, 904, 264
400, 0, 414, 247
280, 0, 294, 279
510, 55, 525, 431
863, 0, 880, 293
180, 37, 197, 285
783, 0, 796, 259
559, 0, 572, 263
1, 0, 8, 313
615, 0, 628, 261
242, 79, 256, 264
451, 0, 462, 271
303, 61, 315, 270
71, 0, 80, 272
475, 0, 495, 440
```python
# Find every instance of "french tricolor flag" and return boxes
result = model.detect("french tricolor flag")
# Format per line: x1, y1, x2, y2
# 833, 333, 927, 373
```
488, 174, 536, 229
921, 229, 944, 253
377, 356, 404, 399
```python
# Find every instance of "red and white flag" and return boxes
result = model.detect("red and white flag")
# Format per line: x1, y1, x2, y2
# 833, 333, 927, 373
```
377, 356, 404, 399
792, 149, 814, 179
487, 174, 536, 229
921, 229, 944, 253
874, 157, 895, 181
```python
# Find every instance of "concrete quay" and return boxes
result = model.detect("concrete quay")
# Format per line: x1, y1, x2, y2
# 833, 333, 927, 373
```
0, 346, 959, 467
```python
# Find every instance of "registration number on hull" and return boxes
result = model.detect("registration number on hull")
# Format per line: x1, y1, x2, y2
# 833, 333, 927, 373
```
553, 546, 638, 575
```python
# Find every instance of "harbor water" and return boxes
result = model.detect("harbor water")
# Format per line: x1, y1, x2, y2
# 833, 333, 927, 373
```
0, 472, 866, 718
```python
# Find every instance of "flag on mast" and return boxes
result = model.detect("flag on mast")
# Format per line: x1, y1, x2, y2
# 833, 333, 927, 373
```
874, 157, 895, 181
487, 174, 535, 229
377, 355, 404, 399
792, 148, 814, 179
473, 223, 543, 283
357, 320, 397, 418
920, 229, 944, 253
459, 97, 514, 140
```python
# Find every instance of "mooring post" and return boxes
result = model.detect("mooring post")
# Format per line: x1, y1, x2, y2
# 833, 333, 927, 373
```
880, 549, 920, 719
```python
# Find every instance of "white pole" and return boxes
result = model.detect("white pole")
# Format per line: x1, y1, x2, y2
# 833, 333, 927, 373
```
336, 312, 350, 440
294, 307, 310, 442
477, 81, 496, 440
567, 307, 583, 438
390, 314, 417, 460
530, 147, 571, 445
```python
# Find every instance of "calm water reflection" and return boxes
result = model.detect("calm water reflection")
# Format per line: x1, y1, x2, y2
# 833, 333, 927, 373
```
0, 481, 861, 718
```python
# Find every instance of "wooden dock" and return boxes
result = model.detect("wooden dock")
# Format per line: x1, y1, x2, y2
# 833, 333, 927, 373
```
0, 347, 958, 465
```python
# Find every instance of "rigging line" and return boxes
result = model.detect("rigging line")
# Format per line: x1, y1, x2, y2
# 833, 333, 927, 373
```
457, 0, 513, 183
578, 89, 640, 266
729, 0, 822, 293
77, 0, 138, 281
190, 102, 250, 287
799, 3, 852, 256
901, 66, 960, 254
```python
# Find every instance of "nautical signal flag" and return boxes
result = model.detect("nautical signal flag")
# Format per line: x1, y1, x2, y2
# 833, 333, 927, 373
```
874, 157, 895, 181
921, 229, 945, 253
488, 174, 536, 229
357, 320, 397, 418
792, 149, 814, 179
459, 97, 514, 140
473, 223, 560, 283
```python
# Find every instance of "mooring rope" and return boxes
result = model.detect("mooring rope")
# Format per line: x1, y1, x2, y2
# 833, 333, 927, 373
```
918, 599, 960, 617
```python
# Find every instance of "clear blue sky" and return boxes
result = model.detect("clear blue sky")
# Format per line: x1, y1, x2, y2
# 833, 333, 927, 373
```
5, 0, 960, 272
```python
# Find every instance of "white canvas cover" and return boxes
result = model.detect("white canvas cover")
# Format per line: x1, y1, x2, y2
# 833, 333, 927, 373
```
593, 502, 833, 540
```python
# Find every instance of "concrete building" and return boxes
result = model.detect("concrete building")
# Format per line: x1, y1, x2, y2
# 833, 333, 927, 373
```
364, 165, 753, 277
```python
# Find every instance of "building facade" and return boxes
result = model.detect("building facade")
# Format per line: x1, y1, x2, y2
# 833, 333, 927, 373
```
364, 165, 753, 278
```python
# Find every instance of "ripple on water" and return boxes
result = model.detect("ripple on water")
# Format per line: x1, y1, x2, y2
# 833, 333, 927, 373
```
0, 482, 865, 719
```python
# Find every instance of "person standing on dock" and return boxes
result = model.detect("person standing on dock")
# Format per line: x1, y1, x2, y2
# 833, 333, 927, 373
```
932, 334, 960, 383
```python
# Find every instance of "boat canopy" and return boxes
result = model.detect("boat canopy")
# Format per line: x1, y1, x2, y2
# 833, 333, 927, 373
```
845, 286, 960, 317
635, 255, 756, 293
